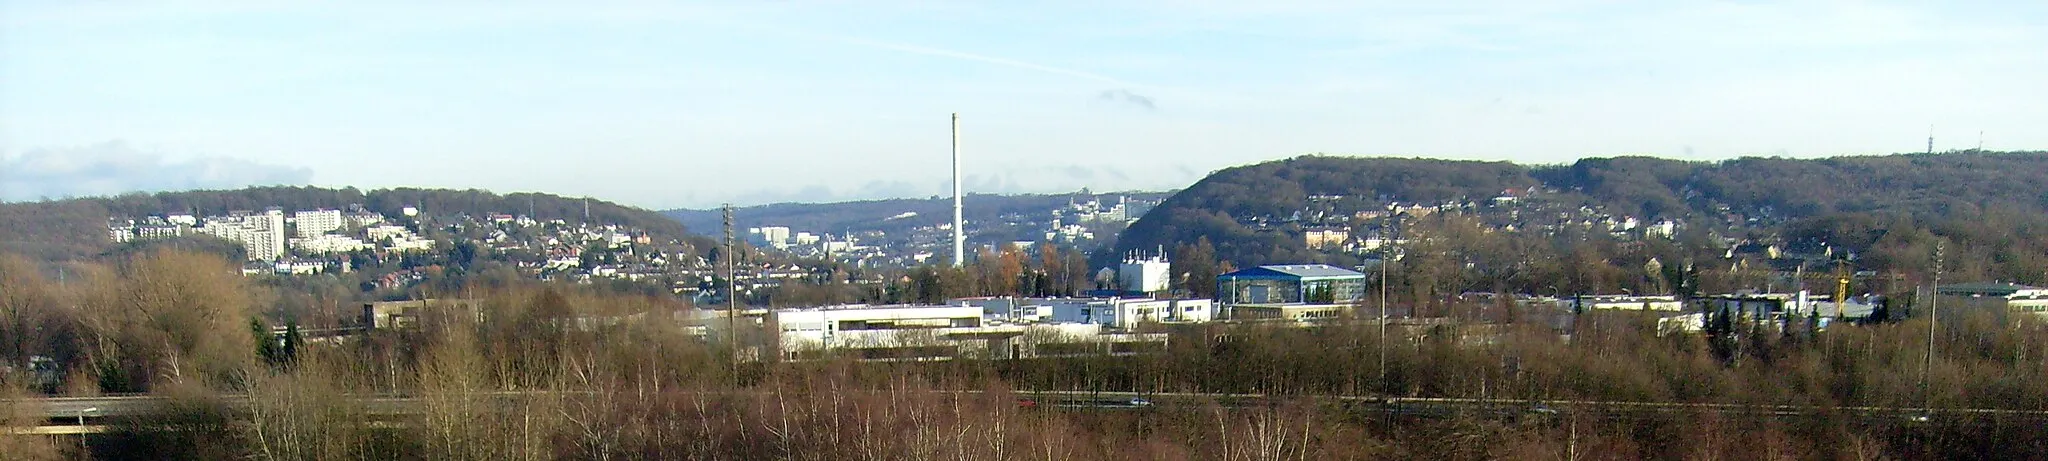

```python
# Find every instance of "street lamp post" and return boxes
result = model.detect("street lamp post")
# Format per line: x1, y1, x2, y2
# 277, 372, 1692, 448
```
78, 406, 97, 455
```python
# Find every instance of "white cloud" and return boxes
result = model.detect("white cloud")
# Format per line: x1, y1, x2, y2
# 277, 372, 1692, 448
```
0, 141, 313, 201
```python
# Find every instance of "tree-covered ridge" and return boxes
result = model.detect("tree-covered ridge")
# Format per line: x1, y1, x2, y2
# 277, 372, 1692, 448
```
0, 186, 692, 262
1120, 156, 1538, 268
1120, 151, 2048, 283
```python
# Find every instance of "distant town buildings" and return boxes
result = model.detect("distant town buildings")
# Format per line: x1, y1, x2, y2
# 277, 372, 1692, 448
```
110, 206, 429, 262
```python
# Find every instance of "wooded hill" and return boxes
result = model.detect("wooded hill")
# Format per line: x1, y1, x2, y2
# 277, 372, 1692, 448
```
1119, 151, 2048, 290
0, 186, 695, 262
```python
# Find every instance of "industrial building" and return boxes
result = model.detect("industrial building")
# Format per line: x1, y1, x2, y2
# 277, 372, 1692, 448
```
1937, 282, 2048, 318
1118, 254, 1172, 295
1230, 303, 1353, 322
955, 297, 1214, 329
769, 304, 1167, 361
1216, 264, 1367, 305
1561, 294, 1685, 312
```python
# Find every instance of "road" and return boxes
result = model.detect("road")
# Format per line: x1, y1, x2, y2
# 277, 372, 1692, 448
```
10, 390, 2048, 434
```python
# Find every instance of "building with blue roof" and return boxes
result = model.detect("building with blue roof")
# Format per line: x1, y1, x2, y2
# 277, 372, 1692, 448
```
1216, 264, 1367, 304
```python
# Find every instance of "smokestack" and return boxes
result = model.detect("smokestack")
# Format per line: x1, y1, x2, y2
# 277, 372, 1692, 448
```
952, 113, 965, 267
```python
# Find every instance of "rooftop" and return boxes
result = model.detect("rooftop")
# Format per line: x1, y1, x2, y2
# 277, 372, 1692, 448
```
1223, 264, 1367, 280
1938, 282, 2045, 297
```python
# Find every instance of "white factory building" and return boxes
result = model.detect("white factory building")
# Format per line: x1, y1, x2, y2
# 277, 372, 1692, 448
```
1118, 254, 1172, 295
954, 296, 1215, 329
769, 304, 1168, 361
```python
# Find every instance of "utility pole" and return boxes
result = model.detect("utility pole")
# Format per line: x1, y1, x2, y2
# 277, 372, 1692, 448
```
1378, 215, 1393, 388
724, 204, 738, 376
1833, 260, 1849, 322
1921, 242, 1944, 415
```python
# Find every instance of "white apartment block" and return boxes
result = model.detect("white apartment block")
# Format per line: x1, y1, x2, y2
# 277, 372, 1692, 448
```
248, 209, 287, 261
749, 226, 792, 248
347, 212, 386, 228
195, 210, 287, 261
137, 226, 184, 240
292, 234, 371, 254
365, 225, 411, 242
293, 209, 344, 238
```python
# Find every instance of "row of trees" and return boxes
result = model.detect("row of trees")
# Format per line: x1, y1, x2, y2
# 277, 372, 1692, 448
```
6, 248, 2048, 458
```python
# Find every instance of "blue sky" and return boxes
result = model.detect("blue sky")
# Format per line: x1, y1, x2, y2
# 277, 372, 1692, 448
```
4, 1, 2043, 208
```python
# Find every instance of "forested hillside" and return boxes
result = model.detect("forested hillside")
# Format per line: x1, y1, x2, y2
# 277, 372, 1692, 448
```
1120, 151, 2048, 294
0, 186, 692, 262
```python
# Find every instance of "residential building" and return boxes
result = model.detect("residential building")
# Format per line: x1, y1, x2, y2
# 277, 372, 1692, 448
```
248, 208, 287, 261
347, 212, 385, 228
749, 226, 792, 248
292, 234, 371, 254
293, 209, 344, 238
1304, 227, 1349, 250
137, 225, 184, 240
366, 225, 412, 242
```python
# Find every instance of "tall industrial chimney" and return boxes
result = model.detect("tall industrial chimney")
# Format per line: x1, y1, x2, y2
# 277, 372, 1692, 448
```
952, 113, 965, 267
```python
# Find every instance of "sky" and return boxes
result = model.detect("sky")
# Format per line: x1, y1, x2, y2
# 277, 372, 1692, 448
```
3, 1, 2043, 209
